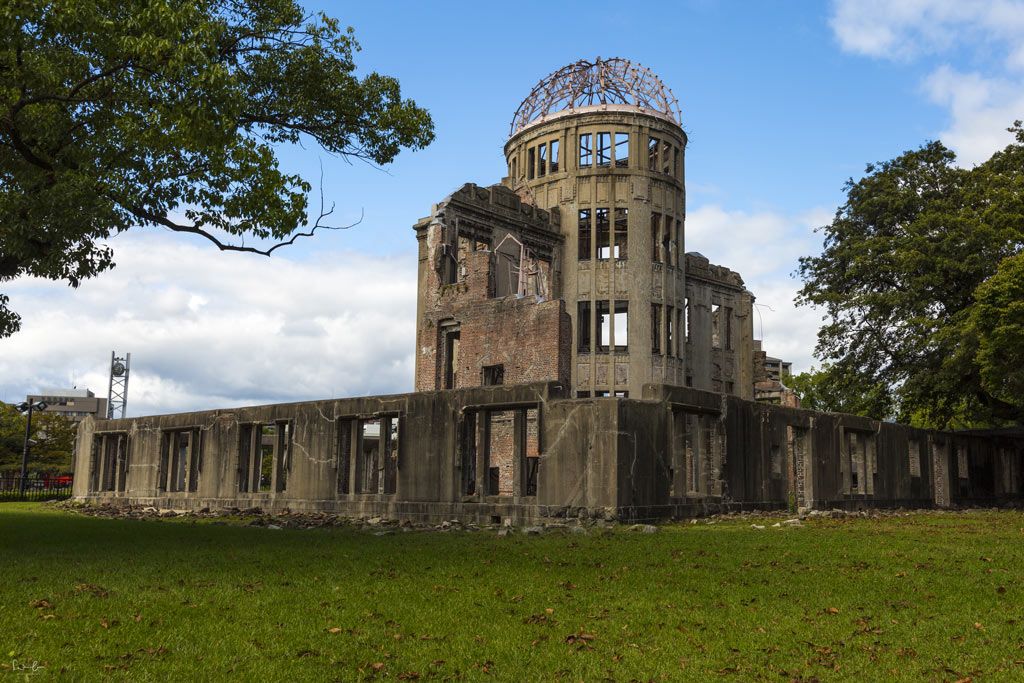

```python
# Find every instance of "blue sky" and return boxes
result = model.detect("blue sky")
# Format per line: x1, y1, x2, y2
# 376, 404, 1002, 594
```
3, 1, 1023, 414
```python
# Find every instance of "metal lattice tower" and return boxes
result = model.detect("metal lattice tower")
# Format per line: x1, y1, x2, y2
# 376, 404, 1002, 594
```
107, 351, 130, 419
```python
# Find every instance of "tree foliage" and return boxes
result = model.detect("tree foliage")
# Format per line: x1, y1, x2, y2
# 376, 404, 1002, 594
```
0, 403, 77, 473
786, 365, 893, 420
0, 0, 435, 336
797, 122, 1024, 428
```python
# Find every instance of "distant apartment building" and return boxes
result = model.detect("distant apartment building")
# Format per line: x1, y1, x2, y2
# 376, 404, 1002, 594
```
27, 389, 108, 423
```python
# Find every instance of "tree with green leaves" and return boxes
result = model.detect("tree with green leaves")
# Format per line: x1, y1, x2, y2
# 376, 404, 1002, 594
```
1, 0, 434, 336
797, 122, 1024, 429
786, 365, 893, 420
0, 403, 76, 473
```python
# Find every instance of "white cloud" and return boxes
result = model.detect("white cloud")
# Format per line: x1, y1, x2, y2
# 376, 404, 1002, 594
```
924, 65, 1024, 165
830, 0, 1024, 166
686, 204, 829, 373
0, 232, 418, 416
830, 0, 1024, 60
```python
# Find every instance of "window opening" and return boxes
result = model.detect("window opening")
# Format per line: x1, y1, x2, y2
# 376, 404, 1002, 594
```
711, 304, 721, 349
597, 132, 611, 166
579, 133, 592, 167
482, 364, 505, 386
597, 300, 611, 352
614, 301, 628, 351
651, 304, 662, 354
577, 209, 591, 261
651, 213, 661, 262
614, 208, 628, 260
596, 207, 611, 260
577, 301, 592, 352
614, 132, 629, 168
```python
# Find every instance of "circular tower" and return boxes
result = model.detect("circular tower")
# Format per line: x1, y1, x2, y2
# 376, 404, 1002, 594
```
504, 58, 687, 398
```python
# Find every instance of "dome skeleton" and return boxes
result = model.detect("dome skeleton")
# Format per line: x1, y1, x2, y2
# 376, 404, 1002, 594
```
510, 57, 682, 136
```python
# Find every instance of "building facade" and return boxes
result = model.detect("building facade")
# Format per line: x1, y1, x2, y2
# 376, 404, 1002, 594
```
415, 58, 762, 400
28, 388, 108, 424
69, 58, 1024, 522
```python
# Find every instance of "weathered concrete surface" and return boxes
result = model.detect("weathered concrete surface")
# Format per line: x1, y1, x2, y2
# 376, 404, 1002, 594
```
75, 383, 1024, 524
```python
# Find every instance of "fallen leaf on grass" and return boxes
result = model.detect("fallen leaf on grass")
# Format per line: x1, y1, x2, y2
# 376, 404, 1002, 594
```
565, 631, 597, 650
824, 607, 840, 615
327, 627, 343, 634
29, 599, 52, 609
397, 672, 420, 680
75, 583, 109, 598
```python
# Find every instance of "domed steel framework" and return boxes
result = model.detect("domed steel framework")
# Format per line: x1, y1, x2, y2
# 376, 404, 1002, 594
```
510, 57, 682, 136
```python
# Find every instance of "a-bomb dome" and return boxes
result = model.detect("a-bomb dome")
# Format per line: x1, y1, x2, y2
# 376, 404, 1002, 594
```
510, 57, 681, 136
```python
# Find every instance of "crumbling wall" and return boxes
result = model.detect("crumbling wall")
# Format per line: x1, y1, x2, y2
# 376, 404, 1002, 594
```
413, 183, 569, 392
75, 382, 1024, 524
684, 253, 756, 399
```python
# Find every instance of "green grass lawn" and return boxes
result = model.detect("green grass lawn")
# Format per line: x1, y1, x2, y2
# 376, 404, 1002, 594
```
2, 504, 1023, 681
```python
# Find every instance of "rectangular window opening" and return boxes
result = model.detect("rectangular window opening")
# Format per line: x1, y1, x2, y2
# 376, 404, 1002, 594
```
460, 412, 477, 496
482, 364, 505, 386
666, 306, 675, 358
258, 424, 276, 492
577, 301, 592, 353
684, 298, 691, 342
237, 424, 252, 493
274, 422, 291, 493
383, 416, 398, 495
614, 208, 628, 261
596, 132, 611, 167
614, 132, 629, 168
651, 213, 661, 262
524, 407, 540, 497
648, 136, 659, 171
614, 301, 628, 351
711, 303, 722, 349
337, 419, 353, 494
661, 140, 673, 174
357, 419, 381, 493
487, 410, 516, 496
538, 142, 547, 177
597, 300, 611, 352
443, 326, 460, 389
652, 304, 662, 354
724, 307, 733, 350
161, 429, 200, 493
579, 133, 592, 168
577, 209, 591, 261
549, 139, 559, 173
527, 147, 535, 180
596, 207, 611, 260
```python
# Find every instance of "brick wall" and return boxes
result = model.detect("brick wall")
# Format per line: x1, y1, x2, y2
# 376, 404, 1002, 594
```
416, 226, 570, 392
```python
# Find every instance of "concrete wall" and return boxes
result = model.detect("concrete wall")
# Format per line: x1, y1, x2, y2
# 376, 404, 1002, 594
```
75, 384, 1024, 523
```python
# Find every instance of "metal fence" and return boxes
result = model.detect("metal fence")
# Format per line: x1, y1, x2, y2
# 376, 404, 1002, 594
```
0, 475, 74, 502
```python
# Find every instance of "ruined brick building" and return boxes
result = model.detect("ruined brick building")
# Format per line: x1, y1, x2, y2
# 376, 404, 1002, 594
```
415, 58, 760, 400
72, 59, 1024, 522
